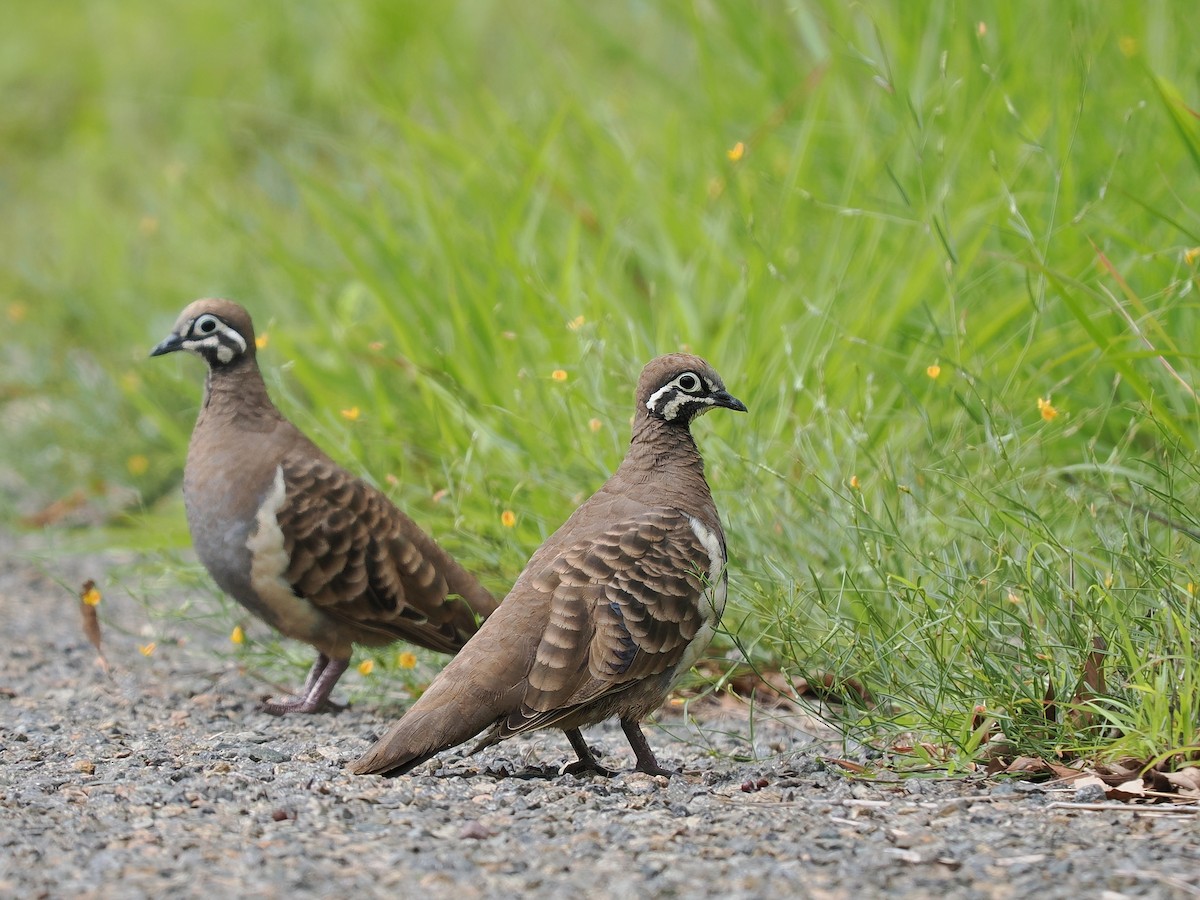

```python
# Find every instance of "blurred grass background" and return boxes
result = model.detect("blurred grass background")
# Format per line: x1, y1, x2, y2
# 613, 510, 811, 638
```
4, 0, 1200, 766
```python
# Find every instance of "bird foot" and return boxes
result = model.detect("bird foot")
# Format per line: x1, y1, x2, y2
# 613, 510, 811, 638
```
259, 694, 346, 715
562, 758, 616, 778
632, 761, 678, 778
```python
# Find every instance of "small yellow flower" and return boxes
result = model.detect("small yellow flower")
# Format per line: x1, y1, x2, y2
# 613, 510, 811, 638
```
139, 642, 156, 657
727, 141, 746, 162
1188, 582, 1197, 596
230, 625, 245, 645
849, 475, 860, 490
1104, 573, 1114, 589
567, 315, 586, 331
340, 406, 361, 421
926, 364, 941, 380
1118, 36, 1138, 57
255, 333, 269, 350
357, 659, 375, 676
588, 418, 603, 433
396, 651, 418, 670
1037, 397, 1059, 421
7, 302, 27, 323
500, 510, 516, 528
82, 585, 102, 607
126, 454, 149, 476
1185, 247, 1200, 266
551, 369, 568, 382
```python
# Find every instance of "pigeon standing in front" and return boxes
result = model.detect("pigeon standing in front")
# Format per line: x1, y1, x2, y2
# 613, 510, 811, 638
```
350, 353, 746, 777
151, 298, 499, 713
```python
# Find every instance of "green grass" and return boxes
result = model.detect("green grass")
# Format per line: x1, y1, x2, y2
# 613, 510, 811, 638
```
4, 0, 1200, 769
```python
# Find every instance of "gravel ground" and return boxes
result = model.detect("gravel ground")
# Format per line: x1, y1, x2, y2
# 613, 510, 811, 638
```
2, 528, 1199, 899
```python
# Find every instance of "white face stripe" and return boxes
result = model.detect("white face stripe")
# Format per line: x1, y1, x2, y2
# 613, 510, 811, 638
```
645, 371, 720, 420
181, 317, 247, 364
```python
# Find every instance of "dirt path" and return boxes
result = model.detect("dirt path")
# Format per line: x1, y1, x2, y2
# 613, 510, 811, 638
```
1, 529, 1197, 898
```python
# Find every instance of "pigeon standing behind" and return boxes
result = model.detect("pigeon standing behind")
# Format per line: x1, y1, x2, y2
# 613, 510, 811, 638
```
350, 353, 746, 776
151, 298, 499, 713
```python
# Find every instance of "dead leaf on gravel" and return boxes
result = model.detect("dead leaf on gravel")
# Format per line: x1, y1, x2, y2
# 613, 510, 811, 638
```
693, 661, 874, 708
1158, 766, 1200, 799
1094, 758, 1144, 786
992, 756, 1080, 780
79, 579, 109, 675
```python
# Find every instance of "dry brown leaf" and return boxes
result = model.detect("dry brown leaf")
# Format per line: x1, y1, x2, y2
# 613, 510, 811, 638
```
1042, 677, 1057, 723
22, 489, 89, 527
1160, 767, 1200, 799
823, 757, 868, 774
78, 579, 109, 675
1069, 636, 1107, 727
693, 662, 874, 709
1094, 758, 1145, 786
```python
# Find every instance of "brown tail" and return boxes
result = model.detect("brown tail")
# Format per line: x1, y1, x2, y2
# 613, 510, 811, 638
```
347, 677, 502, 776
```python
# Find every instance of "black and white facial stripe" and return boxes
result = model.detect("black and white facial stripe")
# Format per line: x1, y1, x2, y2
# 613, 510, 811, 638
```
179, 313, 247, 366
645, 370, 723, 422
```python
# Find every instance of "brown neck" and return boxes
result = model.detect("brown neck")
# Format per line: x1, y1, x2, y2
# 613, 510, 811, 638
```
607, 412, 718, 525
200, 357, 282, 429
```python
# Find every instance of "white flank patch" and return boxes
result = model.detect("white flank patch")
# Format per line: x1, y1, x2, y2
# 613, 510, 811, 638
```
246, 466, 322, 638
672, 515, 728, 678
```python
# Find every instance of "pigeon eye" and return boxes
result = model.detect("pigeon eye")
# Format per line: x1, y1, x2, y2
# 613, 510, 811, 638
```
196, 316, 218, 334
678, 373, 700, 392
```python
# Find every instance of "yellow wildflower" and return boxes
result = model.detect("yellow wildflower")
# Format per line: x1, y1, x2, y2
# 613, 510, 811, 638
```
926, 364, 941, 380
588, 418, 603, 433
501, 510, 516, 528
849, 475, 860, 490
126, 455, 149, 476
1185, 247, 1200, 266
81, 584, 101, 606
727, 141, 746, 162
396, 651, 418, 670
230, 625, 245, 645
1037, 397, 1058, 421
340, 406, 361, 421
357, 659, 375, 676
551, 369, 568, 382
255, 333, 269, 350
568, 316, 586, 331
139, 643, 156, 657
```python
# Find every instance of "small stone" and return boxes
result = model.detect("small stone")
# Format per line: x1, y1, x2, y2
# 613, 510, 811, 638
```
460, 820, 494, 840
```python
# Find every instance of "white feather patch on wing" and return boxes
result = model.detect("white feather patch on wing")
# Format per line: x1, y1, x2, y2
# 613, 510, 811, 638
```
246, 465, 326, 641
671, 515, 728, 678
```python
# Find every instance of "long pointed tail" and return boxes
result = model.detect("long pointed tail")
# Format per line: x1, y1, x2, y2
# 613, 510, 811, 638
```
348, 658, 508, 776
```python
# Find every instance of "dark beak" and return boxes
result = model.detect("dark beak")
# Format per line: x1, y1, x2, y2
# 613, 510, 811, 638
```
713, 391, 748, 413
150, 333, 184, 357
